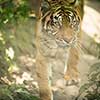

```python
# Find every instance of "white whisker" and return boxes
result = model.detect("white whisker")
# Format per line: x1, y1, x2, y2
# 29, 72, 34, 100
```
76, 42, 85, 55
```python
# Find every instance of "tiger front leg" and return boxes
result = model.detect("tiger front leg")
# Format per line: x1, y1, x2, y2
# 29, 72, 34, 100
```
64, 47, 80, 85
36, 53, 53, 100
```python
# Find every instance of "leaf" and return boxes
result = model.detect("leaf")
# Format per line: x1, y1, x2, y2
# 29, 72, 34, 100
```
79, 83, 90, 94
89, 62, 100, 74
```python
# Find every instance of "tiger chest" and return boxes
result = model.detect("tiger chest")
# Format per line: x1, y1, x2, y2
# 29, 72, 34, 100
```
39, 31, 70, 59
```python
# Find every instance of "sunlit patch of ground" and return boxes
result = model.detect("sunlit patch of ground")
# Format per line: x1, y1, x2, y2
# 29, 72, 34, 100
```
82, 5, 100, 43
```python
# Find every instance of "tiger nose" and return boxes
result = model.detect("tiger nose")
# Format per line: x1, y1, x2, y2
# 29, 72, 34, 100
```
64, 37, 73, 43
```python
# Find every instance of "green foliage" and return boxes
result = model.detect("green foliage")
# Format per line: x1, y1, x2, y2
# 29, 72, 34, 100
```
0, 29, 12, 78
76, 62, 100, 100
0, 0, 30, 26
0, 84, 40, 100
96, 43, 100, 59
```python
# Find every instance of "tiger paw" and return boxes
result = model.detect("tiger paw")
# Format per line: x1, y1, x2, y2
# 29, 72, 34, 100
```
65, 78, 81, 86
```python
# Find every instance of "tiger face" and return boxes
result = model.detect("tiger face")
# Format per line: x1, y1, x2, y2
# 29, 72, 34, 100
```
42, 0, 83, 48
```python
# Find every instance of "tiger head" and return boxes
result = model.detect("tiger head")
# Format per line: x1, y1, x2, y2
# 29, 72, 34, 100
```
42, 0, 84, 47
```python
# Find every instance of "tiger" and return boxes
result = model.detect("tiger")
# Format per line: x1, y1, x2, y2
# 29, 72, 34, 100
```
41, 0, 84, 84
35, 0, 84, 100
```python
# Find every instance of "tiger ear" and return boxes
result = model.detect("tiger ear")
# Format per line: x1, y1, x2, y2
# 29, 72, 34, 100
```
44, 0, 52, 5
67, 0, 80, 6
45, 0, 51, 3
67, 0, 76, 4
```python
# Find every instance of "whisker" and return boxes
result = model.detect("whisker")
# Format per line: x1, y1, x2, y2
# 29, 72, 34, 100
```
76, 46, 84, 55
77, 41, 88, 53
75, 42, 85, 55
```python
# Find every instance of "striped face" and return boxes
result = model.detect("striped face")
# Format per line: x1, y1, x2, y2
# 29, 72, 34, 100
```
42, 0, 82, 47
